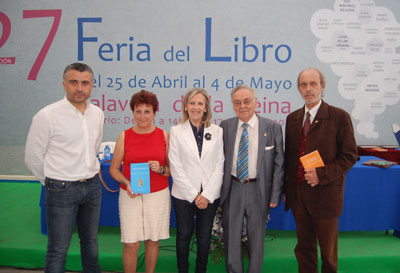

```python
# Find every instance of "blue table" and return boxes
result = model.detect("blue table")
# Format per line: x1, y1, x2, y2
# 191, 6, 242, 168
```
40, 156, 400, 234
268, 156, 400, 231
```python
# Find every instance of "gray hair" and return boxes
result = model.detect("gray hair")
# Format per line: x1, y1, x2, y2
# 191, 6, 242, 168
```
230, 85, 256, 100
297, 67, 326, 89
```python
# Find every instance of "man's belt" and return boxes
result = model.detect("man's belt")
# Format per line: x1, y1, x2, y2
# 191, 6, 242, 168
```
231, 175, 257, 184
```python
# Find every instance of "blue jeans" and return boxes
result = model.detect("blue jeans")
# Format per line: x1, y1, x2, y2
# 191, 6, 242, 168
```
173, 196, 219, 273
44, 175, 102, 273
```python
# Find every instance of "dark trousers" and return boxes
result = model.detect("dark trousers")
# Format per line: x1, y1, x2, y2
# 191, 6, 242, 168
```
292, 185, 339, 273
172, 196, 219, 273
44, 176, 102, 273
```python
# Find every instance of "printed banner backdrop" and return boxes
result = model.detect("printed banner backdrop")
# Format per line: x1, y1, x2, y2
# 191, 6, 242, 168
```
0, 0, 399, 175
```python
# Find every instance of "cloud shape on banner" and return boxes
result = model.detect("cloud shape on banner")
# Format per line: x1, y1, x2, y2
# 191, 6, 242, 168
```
310, 0, 400, 139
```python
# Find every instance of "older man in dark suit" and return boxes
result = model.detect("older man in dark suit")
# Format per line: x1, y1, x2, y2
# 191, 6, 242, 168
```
220, 85, 284, 273
284, 67, 358, 273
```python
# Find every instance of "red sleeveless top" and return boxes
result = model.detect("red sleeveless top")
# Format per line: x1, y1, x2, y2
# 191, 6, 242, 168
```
121, 127, 169, 193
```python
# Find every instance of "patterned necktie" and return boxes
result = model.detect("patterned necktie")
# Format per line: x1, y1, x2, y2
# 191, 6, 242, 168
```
237, 123, 249, 182
303, 111, 311, 135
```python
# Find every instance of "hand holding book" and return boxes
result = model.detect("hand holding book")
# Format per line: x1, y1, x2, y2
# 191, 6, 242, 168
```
131, 163, 151, 194
300, 150, 325, 169
300, 150, 325, 187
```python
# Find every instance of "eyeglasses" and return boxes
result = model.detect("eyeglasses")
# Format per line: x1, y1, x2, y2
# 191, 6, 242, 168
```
233, 98, 254, 107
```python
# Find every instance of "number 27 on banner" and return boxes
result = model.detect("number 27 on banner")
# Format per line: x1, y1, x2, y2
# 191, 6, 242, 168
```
0, 10, 62, 81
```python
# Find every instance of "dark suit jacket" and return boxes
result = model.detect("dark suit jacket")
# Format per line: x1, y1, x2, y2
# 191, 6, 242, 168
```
220, 115, 284, 217
284, 100, 358, 218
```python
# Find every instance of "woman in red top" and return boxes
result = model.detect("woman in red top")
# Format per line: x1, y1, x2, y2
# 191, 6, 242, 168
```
110, 90, 170, 273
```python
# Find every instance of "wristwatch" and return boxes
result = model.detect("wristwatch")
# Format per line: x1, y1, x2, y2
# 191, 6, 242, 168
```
160, 166, 166, 175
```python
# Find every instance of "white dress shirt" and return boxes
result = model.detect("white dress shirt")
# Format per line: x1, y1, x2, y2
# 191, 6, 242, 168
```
25, 97, 104, 184
303, 100, 322, 126
231, 114, 259, 179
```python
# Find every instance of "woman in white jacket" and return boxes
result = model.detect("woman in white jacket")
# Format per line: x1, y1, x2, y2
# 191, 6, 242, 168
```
169, 88, 224, 273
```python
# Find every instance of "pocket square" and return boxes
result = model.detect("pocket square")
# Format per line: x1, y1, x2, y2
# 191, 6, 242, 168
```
265, 145, 274, 150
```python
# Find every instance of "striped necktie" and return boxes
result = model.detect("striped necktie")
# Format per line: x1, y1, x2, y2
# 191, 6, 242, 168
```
237, 123, 249, 182
303, 111, 311, 135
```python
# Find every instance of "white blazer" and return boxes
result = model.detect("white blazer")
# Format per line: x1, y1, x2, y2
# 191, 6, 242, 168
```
169, 120, 224, 204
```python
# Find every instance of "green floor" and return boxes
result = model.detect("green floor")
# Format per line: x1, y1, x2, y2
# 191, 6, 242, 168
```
0, 182, 399, 273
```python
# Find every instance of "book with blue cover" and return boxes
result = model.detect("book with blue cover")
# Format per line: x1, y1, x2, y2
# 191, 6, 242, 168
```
130, 163, 150, 194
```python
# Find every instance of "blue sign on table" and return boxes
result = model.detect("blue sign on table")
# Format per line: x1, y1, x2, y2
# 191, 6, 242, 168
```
130, 163, 150, 194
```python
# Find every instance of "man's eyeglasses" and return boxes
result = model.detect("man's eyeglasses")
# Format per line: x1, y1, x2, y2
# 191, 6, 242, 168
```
233, 98, 253, 107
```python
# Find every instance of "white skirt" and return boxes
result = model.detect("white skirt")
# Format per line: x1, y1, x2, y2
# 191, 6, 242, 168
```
119, 187, 171, 243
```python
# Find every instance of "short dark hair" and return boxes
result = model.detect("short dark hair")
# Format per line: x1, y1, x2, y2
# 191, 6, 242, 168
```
129, 90, 159, 113
63, 63, 94, 80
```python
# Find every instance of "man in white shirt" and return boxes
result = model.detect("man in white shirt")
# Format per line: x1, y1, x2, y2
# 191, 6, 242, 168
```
220, 86, 284, 273
25, 62, 104, 273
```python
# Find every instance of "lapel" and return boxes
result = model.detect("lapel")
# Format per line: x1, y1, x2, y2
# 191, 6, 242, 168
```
229, 117, 239, 148
295, 107, 305, 138
202, 125, 212, 159
226, 117, 239, 164
182, 120, 201, 161
257, 116, 267, 172
309, 100, 328, 134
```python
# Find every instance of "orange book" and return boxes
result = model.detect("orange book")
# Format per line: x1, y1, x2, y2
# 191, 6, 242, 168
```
371, 147, 387, 152
300, 150, 325, 169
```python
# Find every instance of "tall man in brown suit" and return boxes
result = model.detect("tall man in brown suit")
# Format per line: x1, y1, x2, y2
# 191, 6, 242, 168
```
284, 68, 358, 273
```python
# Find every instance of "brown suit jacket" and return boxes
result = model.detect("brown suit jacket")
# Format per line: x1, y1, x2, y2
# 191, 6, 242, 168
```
284, 100, 358, 218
